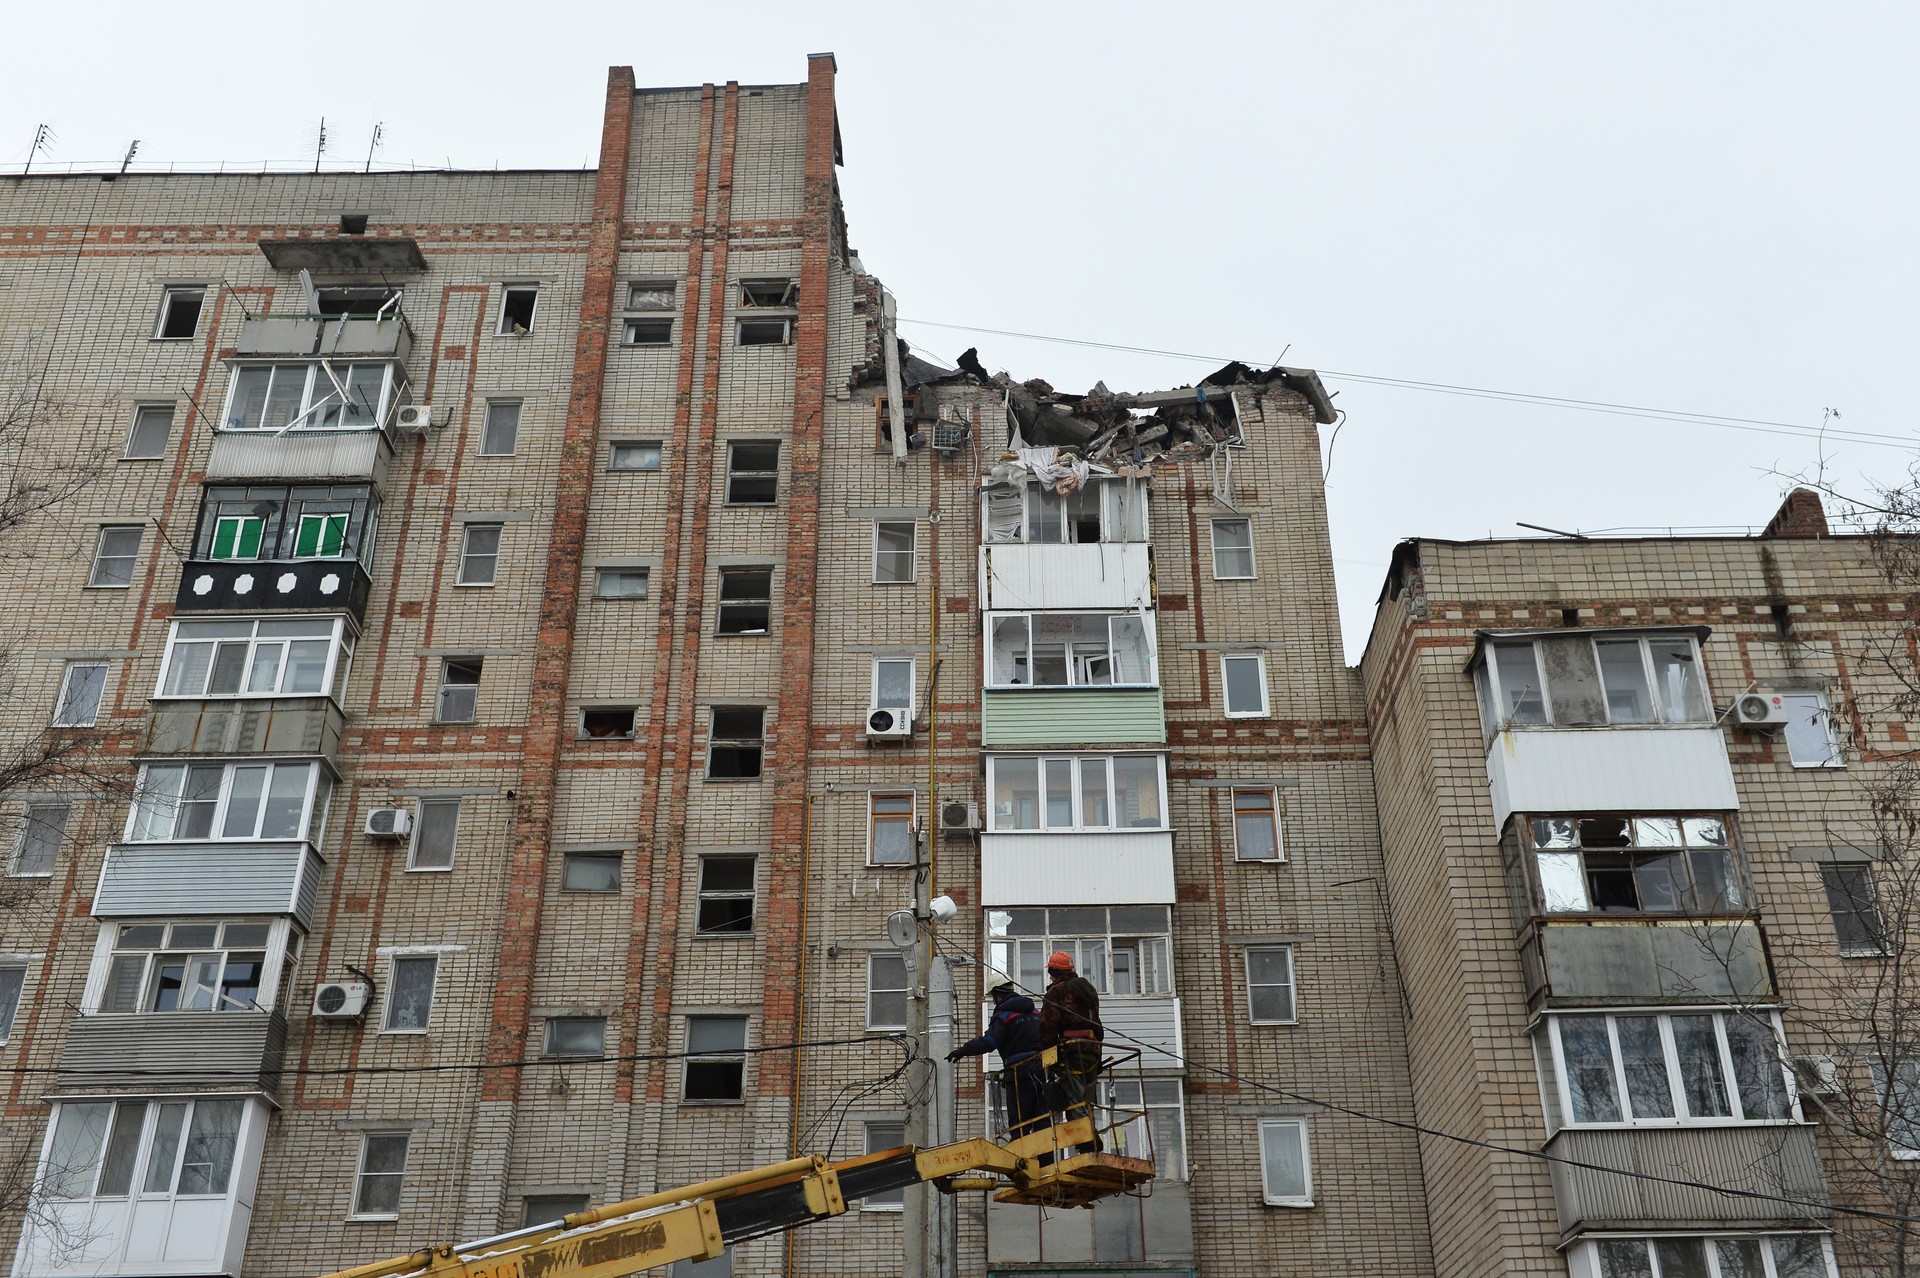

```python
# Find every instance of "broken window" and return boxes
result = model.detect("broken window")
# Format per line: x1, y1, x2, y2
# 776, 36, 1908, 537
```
337, 214, 370, 236
543, 1017, 606, 1058
738, 278, 797, 309
1485, 641, 1547, 727
497, 286, 538, 336
716, 567, 772, 635
314, 286, 398, 317
869, 792, 915, 865
609, 440, 662, 472
52, 663, 107, 728
124, 404, 175, 460
223, 362, 396, 432
683, 1015, 748, 1101
736, 318, 792, 347
1522, 814, 1743, 916
1211, 518, 1255, 579
725, 442, 779, 504
562, 852, 622, 893
409, 799, 460, 871
580, 707, 636, 739
458, 524, 501, 586
88, 526, 143, 588
873, 521, 914, 583
436, 659, 482, 724
479, 401, 521, 456
706, 707, 764, 779
622, 318, 673, 346
983, 484, 1024, 543
695, 856, 756, 934
595, 568, 650, 599
154, 287, 205, 340
986, 612, 1158, 688
1222, 653, 1269, 717
627, 280, 677, 311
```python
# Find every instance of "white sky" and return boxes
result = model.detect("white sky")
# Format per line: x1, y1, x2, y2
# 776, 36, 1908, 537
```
7, 1, 1916, 660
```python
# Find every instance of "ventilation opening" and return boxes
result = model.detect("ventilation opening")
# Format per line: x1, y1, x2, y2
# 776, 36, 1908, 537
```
338, 214, 369, 235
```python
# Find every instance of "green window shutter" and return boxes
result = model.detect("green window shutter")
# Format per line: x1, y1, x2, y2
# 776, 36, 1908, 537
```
238, 518, 263, 558
211, 517, 262, 560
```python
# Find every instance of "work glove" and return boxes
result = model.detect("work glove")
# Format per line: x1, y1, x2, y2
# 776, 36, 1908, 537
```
944, 1049, 966, 1063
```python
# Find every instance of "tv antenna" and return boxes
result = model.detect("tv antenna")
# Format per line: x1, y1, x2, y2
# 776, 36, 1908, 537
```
313, 117, 328, 173
120, 140, 141, 174
24, 123, 53, 174
365, 122, 384, 173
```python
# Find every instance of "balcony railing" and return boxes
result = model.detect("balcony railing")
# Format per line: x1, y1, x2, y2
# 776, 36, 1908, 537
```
175, 558, 372, 622
95, 840, 326, 928
146, 696, 344, 760
1546, 1125, 1827, 1236
235, 313, 413, 362
1518, 917, 1773, 1007
56, 1010, 287, 1095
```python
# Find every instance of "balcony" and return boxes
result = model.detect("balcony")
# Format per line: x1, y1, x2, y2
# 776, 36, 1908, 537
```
205, 428, 392, 486
981, 831, 1174, 905
235, 313, 413, 362
1518, 917, 1773, 1008
988, 1179, 1192, 1268
1486, 725, 1739, 829
175, 558, 372, 622
1546, 1126, 1827, 1237
56, 1011, 287, 1095
979, 542, 1155, 611
147, 697, 344, 760
95, 841, 325, 929
982, 688, 1166, 747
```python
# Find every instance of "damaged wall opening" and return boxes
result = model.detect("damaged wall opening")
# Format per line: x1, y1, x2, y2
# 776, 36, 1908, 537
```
716, 568, 772, 635
707, 707, 765, 780
580, 707, 637, 739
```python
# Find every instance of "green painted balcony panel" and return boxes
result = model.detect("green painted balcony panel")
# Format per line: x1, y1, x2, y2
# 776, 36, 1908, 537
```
981, 688, 1165, 746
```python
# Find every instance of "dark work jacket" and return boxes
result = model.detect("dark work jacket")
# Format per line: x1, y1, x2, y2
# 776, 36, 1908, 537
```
1041, 973, 1103, 1044
951, 995, 1043, 1067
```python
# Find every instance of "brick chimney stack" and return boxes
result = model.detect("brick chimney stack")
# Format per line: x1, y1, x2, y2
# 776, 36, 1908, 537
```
1763, 487, 1829, 538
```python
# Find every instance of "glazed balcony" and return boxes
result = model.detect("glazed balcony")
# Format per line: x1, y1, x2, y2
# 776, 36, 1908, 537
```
1518, 917, 1773, 1008
146, 697, 344, 760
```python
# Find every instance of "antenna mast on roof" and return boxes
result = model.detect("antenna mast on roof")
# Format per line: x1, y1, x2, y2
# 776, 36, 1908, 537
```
365, 122, 383, 174
23, 123, 53, 174
119, 141, 140, 174
313, 117, 328, 173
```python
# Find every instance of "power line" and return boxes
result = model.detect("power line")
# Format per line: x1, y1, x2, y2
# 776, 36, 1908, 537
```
896, 317, 1913, 453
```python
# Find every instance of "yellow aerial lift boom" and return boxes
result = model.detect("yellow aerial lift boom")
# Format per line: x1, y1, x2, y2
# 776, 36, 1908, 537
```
317, 1050, 1154, 1278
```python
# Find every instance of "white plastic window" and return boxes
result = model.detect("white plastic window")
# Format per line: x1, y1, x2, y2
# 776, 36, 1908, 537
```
1541, 1009, 1796, 1130
1258, 1118, 1311, 1206
985, 612, 1157, 688
127, 761, 331, 845
987, 755, 1166, 832
157, 617, 349, 700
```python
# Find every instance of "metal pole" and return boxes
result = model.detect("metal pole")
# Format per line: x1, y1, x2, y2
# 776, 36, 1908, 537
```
930, 957, 958, 1278
903, 824, 931, 1278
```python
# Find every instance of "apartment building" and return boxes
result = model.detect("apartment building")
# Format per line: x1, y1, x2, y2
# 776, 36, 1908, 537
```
0, 58, 1435, 1278
1361, 491, 1900, 1278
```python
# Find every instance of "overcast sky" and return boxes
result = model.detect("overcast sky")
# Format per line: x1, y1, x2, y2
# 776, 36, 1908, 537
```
8, 2, 1915, 659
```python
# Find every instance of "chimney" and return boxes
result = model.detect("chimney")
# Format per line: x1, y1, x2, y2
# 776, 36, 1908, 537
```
1762, 487, 1828, 539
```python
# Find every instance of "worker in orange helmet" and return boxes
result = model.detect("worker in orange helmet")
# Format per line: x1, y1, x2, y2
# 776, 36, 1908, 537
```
1039, 950, 1104, 1151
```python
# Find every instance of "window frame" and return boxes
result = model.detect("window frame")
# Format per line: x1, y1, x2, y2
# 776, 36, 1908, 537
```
608, 440, 662, 472
1221, 652, 1270, 718
705, 706, 765, 780
621, 317, 673, 346
497, 285, 539, 336
436, 658, 483, 724
126, 760, 332, 847
1780, 690, 1844, 768
381, 954, 439, 1034
522, 1193, 591, 1229
124, 403, 176, 459
871, 657, 915, 714
42, 1095, 254, 1208
479, 400, 522, 457
1820, 863, 1888, 957
868, 791, 916, 867
1210, 517, 1255, 579
860, 1120, 909, 1209
561, 851, 623, 894
542, 1016, 608, 1059
190, 484, 379, 566
682, 1015, 749, 1104
52, 662, 108, 728
154, 286, 207, 340
866, 952, 910, 1031
456, 524, 502, 587
984, 610, 1159, 689
155, 616, 354, 702
873, 521, 916, 584
88, 525, 143, 588
1257, 1118, 1312, 1207
407, 798, 460, 872
580, 706, 638, 740
90, 917, 290, 1016
1568, 1233, 1840, 1278
351, 1131, 411, 1220
1511, 812, 1748, 918
985, 753, 1169, 834
626, 279, 678, 311
1232, 787, 1284, 862
987, 904, 1174, 998
1478, 632, 1714, 731
594, 567, 651, 600
1245, 945, 1298, 1025
694, 855, 757, 935
1537, 1007, 1800, 1132
218, 361, 401, 434
11, 802, 69, 877
715, 566, 774, 636
1107, 1077, 1187, 1180
0, 963, 24, 1039
724, 441, 780, 506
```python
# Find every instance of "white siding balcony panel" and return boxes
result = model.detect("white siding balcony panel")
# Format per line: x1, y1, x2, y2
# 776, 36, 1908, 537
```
979, 543, 1154, 612
980, 832, 1174, 906
1107, 995, 1184, 1070
1485, 726, 1739, 829
94, 842, 325, 929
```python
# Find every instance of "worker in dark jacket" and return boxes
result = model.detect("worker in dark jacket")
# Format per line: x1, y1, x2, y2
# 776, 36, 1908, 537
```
1040, 950, 1104, 1149
947, 979, 1047, 1137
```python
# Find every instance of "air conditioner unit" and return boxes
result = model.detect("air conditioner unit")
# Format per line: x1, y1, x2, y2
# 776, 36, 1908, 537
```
1792, 1053, 1841, 1096
394, 404, 434, 433
939, 800, 981, 833
866, 705, 912, 738
312, 980, 371, 1020
1734, 692, 1791, 727
365, 808, 414, 839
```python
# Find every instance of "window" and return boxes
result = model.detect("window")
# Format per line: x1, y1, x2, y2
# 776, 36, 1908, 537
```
0, 964, 27, 1038
581, 707, 637, 739
684, 1016, 748, 1102
1211, 518, 1254, 579
1109, 1079, 1186, 1179
437, 659, 482, 723
739, 278, 797, 309
737, 318, 792, 346
872, 658, 914, 715
124, 404, 175, 459
498, 286, 538, 335
1477, 632, 1712, 731
716, 567, 772, 635
89, 526, 142, 588
988, 905, 1172, 997
725, 442, 779, 505
192, 485, 378, 564
1245, 947, 1297, 1024
868, 793, 916, 866
522, 1194, 590, 1228
52, 663, 107, 728
695, 856, 755, 934
986, 612, 1156, 688
209, 515, 264, 561
544, 1016, 607, 1058
480, 401, 521, 456
12, 803, 68, 876
986, 754, 1166, 833
1515, 814, 1745, 916
1222, 653, 1269, 717
98, 920, 273, 1014
562, 852, 622, 893
609, 440, 662, 471
157, 617, 352, 700
982, 477, 1149, 544
383, 956, 438, 1032
154, 287, 205, 339
1538, 1009, 1795, 1129
1781, 691, 1843, 767
622, 318, 673, 346
313, 284, 396, 314
45, 1097, 248, 1204
354, 1132, 410, 1217
627, 280, 677, 311
127, 761, 331, 844
295, 513, 347, 557
867, 953, 909, 1030
1873, 1057, 1920, 1160
861, 1121, 908, 1207
1233, 788, 1282, 862
1573, 1234, 1837, 1278
1821, 864, 1886, 956
222, 362, 396, 432
706, 707, 764, 779
457, 524, 501, 586
1258, 1119, 1311, 1206
873, 522, 915, 583
596, 568, 650, 599
409, 799, 460, 871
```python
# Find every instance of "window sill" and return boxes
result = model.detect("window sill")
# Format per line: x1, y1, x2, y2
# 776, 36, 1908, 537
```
83, 583, 134, 591
1555, 1119, 1808, 1132
1224, 711, 1271, 720
870, 579, 917, 587
984, 827, 1171, 836
1235, 856, 1287, 865
693, 930, 755, 941
452, 582, 497, 590
702, 776, 766, 784
859, 1204, 905, 1213
1249, 1019, 1300, 1028
378, 1029, 430, 1037
404, 866, 454, 874
1213, 574, 1258, 583
1791, 760, 1847, 770
119, 455, 166, 462
1263, 1198, 1313, 1209
1840, 946, 1893, 959
434, 720, 479, 727
5, 870, 54, 879
679, 1098, 747, 1107
347, 1213, 400, 1223
149, 336, 197, 343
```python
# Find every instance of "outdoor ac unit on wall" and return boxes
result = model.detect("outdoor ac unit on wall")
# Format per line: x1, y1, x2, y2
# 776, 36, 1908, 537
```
1734, 692, 1791, 727
867, 706, 912, 738
939, 801, 981, 834
394, 404, 434, 433
312, 981, 371, 1020
365, 808, 414, 839
1792, 1054, 1840, 1096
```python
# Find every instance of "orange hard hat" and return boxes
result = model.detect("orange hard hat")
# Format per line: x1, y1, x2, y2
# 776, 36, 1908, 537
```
1046, 950, 1074, 972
